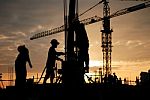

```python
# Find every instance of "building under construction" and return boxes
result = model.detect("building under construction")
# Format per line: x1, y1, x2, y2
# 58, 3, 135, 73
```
0, 0, 150, 100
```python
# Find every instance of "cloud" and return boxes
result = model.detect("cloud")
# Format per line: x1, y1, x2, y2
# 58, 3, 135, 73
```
125, 40, 144, 48
0, 0, 64, 34
12, 31, 27, 37
0, 34, 10, 40
113, 40, 146, 49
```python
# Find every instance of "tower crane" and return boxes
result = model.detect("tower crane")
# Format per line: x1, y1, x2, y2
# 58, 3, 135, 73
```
30, 1, 150, 40
30, 1, 150, 81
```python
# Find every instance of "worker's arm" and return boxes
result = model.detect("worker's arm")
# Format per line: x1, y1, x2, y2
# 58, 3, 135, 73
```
56, 52, 65, 56
27, 54, 33, 68
56, 57, 63, 62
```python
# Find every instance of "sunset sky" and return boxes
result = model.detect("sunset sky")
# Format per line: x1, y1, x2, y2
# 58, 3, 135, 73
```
0, 0, 150, 86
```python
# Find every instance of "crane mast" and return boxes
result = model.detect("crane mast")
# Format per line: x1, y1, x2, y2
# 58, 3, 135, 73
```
101, 0, 113, 77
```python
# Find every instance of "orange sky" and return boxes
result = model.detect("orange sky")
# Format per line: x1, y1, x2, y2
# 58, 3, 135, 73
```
0, 0, 150, 88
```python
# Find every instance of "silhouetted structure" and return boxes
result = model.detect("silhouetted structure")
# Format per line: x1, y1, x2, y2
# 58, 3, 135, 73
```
43, 39, 64, 84
118, 77, 122, 85
74, 20, 89, 73
61, 0, 86, 88
15, 45, 32, 88
113, 72, 118, 85
135, 76, 140, 86
0, 73, 4, 89
29, 0, 150, 88
140, 70, 150, 86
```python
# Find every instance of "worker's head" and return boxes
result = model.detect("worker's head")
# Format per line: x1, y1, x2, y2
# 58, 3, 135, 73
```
50, 39, 59, 47
17, 45, 28, 53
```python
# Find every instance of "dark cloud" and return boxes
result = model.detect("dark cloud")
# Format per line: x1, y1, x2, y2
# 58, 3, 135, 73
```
0, 0, 64, 33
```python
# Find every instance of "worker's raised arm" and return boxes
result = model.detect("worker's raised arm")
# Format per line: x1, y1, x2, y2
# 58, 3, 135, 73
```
56, 52, 65, 56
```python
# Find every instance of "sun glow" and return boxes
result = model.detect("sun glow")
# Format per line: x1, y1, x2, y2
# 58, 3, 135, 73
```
89, 60, 103, 67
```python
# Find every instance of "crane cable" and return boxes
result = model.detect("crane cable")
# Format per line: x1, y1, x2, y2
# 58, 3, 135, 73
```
73, 0, 103, 23
78, 0, 104, 17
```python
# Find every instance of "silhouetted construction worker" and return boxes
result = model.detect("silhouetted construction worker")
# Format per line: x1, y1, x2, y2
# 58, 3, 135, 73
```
135, 76, 139, 86
15, 45, 32, 87
113, 72, 118, 85
74, 20, 89, 73
118, 77, 122, 85
43, 39, 65, 84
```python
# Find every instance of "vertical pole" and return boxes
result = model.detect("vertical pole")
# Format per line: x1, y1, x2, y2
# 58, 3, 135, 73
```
62, 0, 85, 87
64, 0, 68, 61
67, 0, 76, 62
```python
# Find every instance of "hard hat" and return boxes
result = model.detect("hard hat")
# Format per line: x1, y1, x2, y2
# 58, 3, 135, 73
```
17, 45, 25, 52
50, 39, 59, 45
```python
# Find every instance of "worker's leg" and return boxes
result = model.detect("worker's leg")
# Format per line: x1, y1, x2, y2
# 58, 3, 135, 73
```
84, 50, 89, 73
43, 72, 50, 84
50, 72, 55, 83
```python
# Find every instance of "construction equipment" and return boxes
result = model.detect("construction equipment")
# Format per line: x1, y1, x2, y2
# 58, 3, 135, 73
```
30, 0, 150, 81
30, 1, 150, 40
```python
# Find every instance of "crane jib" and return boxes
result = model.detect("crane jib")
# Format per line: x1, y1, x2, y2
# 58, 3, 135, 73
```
30, 1, 150, 40
127, 1, 150, 12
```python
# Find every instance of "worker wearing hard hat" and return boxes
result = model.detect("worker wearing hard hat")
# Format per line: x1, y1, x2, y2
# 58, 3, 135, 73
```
43, 39, 65, 84
15, 45, 32, 87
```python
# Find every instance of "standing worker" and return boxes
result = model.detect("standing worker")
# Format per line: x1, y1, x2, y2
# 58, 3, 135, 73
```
15, 45, 33, 87
43, 39, 65, 84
